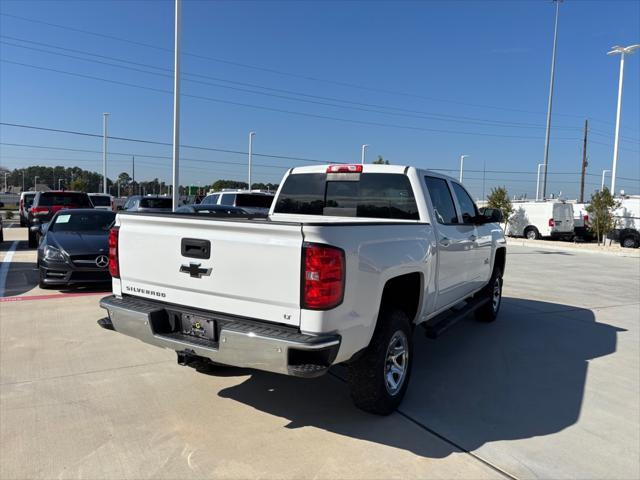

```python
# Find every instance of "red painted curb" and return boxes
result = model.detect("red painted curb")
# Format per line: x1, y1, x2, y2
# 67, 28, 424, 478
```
0, 291, 107, 303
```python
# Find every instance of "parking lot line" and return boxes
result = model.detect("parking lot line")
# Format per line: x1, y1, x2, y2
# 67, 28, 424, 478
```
0, 240, 19, 297
0, 291, 106, 303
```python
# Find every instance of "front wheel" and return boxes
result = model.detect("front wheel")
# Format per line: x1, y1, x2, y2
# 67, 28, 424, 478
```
475, 270, 503, 323
347, 308, 413, 415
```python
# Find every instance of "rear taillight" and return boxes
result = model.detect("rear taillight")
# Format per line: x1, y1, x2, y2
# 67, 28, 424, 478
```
302, 243, 345, 310
31, 207, 50, 215
583, 215, 589, 223
548, 218, 555, 227
108, 227, 120, 278
19, 199, 24, 212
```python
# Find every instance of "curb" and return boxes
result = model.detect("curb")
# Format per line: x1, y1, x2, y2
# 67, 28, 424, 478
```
506, 238, 640, 258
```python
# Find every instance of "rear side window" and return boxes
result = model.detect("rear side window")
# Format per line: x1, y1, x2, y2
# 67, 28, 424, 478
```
24, 194, 35, 208
38, 192, 92, 207
424, 177, 459, 224
451, 182, 477, 223
235, 194, 273, 209
140, 198, 172, 209
220, 194, 236, 206
275, 173, 419, 220
90, 195, 111, 207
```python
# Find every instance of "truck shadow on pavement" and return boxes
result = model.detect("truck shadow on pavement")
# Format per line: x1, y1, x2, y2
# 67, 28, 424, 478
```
216, 297, 623, 458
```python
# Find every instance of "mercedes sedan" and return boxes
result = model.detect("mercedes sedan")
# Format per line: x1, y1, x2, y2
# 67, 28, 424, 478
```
37, 209, 115, 289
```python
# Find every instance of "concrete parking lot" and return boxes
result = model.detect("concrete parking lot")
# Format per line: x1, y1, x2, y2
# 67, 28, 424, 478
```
1, 224, 639, 479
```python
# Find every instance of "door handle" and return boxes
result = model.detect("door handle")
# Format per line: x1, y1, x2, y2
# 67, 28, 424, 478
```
439, 237, 451, 247
469, 235, 477, 242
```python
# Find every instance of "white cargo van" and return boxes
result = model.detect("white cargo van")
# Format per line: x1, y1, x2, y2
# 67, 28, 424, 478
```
572, 202, 592, 240
610, 196, 640, 248
508, 201, 575, 240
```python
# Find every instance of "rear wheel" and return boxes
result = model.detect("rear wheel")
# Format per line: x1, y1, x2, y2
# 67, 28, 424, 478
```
524, 227, 540, 240
475, 268, 503, 323
347, 308, 413, 415
621, 235, 639, 248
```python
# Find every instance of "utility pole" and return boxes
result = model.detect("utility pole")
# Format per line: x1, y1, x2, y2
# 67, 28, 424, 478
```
361, 144, 369, 165
102, 112, 110, 194
22, 170, 25, 192
607, 44, 639, 195
248, 131, 255, 190
579, 119, 589, 203
132, 155, 135, 196
459, 155, 469, 182
542, 0, 562, 200
171, 0, 182, 212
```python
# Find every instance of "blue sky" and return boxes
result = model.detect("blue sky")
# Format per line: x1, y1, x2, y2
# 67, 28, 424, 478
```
0, 0, 638, 199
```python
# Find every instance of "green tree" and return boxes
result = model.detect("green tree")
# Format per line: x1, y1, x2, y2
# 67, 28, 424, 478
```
69, 177, 88, 192
586, 187, 619, 246
372, 155, 390, 165
486, 186, 513, 230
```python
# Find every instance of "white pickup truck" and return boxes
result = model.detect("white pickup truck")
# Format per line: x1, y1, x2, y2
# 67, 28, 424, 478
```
100, 164, 506, 414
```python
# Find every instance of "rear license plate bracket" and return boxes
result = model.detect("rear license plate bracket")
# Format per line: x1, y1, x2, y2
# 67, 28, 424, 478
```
181, 313, 216, 341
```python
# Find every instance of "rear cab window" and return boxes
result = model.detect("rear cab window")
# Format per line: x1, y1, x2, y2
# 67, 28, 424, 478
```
89, 195, 112, 207
37, 192, 92, 208
274, 173, 419, 220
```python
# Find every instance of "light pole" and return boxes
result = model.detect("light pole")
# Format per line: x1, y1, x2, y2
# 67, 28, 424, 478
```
607, 44, 639, 195
601, 170, 611, 191
171, 0, 182, 212
22, 170, 25, 192
248, 131, 255, 190
3, 172, 8, 193
102, 112, 110, 194
361, 144, 369, 165
536, 163, 546, 201
58, 178, 63, 190
459, 155, 469, 183
541, 0, 563, 200
34, 176, 39, 191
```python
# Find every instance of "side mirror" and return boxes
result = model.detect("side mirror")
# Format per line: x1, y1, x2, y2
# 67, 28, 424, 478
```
116, 205, 124, 211
478, 207, 503, 224
30, 225, 40, 234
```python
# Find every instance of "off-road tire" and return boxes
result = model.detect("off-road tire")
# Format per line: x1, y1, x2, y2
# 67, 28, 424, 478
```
475, 268, 503, 323
347, 308, 413, 415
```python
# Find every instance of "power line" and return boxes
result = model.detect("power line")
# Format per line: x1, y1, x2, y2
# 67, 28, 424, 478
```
0, 11, 624, 125
0, 36, 591, 132
1, 60, 590, 142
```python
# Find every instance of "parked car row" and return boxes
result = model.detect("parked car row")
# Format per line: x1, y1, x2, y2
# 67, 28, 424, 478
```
506, 197, 640, 248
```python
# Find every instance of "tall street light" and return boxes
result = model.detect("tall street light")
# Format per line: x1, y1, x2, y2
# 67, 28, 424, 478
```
536, 163, 545, 201
601, 169, 611, 191
102, 112, 110, 194
541, 0, 563, 200
607, 44, 639, 195
248, 131, 255, 190
361, 144, 369, 165
34, 176, 39, 191
3, 172, 8, 193
171, 0, 182, 211
459, 155, 469, 182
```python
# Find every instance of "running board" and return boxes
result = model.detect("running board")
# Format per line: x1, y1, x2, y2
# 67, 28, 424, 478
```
422, 295, 490, 339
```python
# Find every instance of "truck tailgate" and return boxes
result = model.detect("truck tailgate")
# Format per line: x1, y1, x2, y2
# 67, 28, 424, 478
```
117, 214, 303, 326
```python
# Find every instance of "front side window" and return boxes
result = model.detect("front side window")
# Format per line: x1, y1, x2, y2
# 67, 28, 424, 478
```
202, 194, 219, 205
451, 182, 478, 223
424, 177, 458, 224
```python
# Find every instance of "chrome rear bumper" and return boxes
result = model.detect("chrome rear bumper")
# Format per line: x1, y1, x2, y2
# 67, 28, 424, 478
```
99, 295, 340, 377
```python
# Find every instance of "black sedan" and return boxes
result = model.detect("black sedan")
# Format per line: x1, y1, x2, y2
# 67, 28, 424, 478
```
36, 209, 115, 289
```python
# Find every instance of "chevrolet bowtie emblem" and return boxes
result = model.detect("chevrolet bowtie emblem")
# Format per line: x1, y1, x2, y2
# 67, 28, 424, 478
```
180, 262, 212, 279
